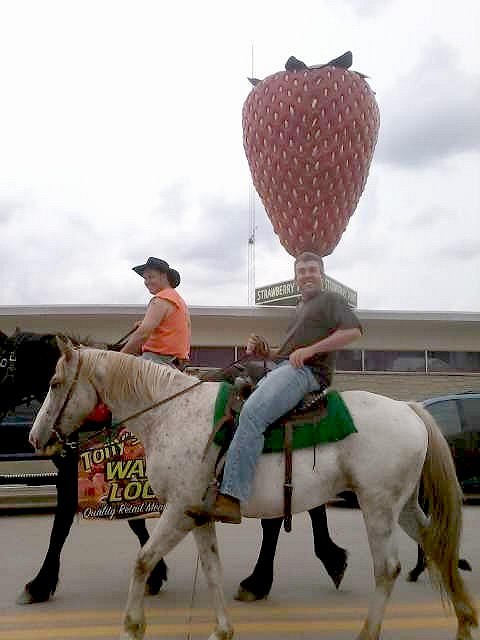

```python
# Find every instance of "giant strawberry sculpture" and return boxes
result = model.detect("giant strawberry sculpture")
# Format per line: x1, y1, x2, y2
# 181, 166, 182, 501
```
242, 52, 380, 257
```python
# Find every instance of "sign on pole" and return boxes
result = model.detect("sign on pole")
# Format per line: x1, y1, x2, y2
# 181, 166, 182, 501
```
255, 275, 357, 307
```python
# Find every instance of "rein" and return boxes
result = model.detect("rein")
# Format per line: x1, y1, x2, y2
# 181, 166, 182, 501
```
53, 351, 287, 449
75, 353, 259, 448
76, 378, 205, 448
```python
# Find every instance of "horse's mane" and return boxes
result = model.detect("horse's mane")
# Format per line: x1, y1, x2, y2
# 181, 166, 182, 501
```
62, 333, 106, 348
79, 349, 195, 403
4, 330, 104, 350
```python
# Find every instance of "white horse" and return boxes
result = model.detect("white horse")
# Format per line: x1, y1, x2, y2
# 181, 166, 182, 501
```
29, 340, 477, 640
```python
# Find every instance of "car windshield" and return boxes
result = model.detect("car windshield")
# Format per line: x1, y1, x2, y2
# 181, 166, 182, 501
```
426, 399, 462, 436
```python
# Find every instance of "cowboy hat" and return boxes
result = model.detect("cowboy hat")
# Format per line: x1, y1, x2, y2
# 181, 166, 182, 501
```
132, 257, 181, 288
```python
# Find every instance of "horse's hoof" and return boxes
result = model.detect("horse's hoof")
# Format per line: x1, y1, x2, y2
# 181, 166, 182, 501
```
145, 580, 166, 596
145, 582, 164, 596
234, 586, 267, 602
326, 552, 348, 589
145, 561, 168, 595
16, 588, 36, 605
16, 586, 52, 605
331, 563, 347, 590
406, 571, 419, 583
145, 572, 167, 596
121, 620, 146, 640
459, 558, 472, 572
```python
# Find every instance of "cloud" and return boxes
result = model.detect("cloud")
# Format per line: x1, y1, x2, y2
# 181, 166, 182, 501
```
376, 40, 480, 167
336, 0, 393, 17
0, 197, 26, 225
0, 181, 257, 306
0, 2, 478, 316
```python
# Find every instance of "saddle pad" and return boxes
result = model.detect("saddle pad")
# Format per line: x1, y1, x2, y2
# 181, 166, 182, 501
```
213, 382, 357, 454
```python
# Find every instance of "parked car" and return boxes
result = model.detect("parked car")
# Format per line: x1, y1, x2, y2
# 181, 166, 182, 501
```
422, 392, 480, 496
0, 401, 57, 509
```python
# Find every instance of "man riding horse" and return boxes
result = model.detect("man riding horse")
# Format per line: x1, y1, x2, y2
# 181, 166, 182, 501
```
187, 251, 362, 524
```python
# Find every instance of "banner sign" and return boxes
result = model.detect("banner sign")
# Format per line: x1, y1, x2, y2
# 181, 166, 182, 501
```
78, 431, 165, 521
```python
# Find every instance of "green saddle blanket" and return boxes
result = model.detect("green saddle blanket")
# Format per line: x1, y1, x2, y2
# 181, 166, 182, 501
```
213, 382, 357, 454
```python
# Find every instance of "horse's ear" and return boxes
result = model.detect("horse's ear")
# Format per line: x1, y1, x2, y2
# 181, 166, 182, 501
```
56, 335, 75, 362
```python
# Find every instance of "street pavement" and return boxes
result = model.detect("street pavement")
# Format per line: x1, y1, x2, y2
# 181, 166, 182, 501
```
0, 504, 479, 639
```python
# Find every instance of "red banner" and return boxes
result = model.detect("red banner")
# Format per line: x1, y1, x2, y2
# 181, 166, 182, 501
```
78, 431, 165, 520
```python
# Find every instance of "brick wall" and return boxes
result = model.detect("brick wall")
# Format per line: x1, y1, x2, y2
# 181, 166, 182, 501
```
333, 372, 480, 401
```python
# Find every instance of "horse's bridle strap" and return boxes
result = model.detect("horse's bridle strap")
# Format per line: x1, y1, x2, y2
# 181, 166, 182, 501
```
52, 355, 83, 443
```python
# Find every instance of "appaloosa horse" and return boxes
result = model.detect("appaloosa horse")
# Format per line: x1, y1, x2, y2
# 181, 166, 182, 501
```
30, 342, 477, 640
0, 330, 346, 604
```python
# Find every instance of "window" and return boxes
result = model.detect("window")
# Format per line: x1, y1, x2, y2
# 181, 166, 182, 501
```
189, 347, 236, 368
459, 398, 480, 432
426, 400, 462, 436
336, 350, 362, 371
428, 351, 480, 373
364, 350, 425, 372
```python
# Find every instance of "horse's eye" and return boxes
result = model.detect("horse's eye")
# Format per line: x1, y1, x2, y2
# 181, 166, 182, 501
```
50, 380, 60, 389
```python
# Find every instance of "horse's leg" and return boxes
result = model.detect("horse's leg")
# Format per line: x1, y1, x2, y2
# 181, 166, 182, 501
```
236, 505, 348, 601
235, 517, 282, 601
407, 544, 472, 583
406, 545, 427, 582
356, 503, 401, 640
127, 519, 168, 595
17, 451, 77, 604
403, 495, 472, 582
309, 504, 348, 589
193, 522, 234, 640
121, 508, 194, 640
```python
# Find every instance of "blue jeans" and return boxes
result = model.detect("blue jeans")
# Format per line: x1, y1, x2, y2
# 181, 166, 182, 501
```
220, 361, 321, 502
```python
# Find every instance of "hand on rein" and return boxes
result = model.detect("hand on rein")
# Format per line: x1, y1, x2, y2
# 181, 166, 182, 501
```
246, 334, 270, 358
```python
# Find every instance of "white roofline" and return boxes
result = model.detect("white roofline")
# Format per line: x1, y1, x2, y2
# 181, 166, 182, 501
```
1, 305, 480, 323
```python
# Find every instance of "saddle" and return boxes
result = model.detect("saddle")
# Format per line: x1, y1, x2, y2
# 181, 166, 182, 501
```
205, 368, 328, 533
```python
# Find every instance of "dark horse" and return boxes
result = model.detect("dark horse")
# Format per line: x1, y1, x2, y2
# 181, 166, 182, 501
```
0, 330, 349, 604
0, 330, 172, 602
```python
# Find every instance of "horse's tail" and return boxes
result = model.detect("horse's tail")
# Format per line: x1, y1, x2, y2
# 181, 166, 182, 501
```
408, 402, 478, 630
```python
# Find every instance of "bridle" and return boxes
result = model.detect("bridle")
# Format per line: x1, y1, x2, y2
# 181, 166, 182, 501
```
50, 353, 83, 446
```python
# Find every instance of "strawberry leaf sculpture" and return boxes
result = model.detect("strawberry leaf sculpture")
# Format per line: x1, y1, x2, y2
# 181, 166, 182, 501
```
242, 52, 380, 257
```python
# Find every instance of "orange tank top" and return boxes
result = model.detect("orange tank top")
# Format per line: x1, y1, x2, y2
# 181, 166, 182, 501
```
142, 288, 191, 359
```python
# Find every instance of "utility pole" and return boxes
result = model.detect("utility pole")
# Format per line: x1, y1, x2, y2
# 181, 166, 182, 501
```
247, 43, 256, 305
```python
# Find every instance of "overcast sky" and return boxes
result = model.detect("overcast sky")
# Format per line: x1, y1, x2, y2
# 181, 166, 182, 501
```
0, 0, 479, 312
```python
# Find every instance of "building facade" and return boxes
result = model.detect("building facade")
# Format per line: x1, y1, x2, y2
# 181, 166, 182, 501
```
1, 305, 479, 401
